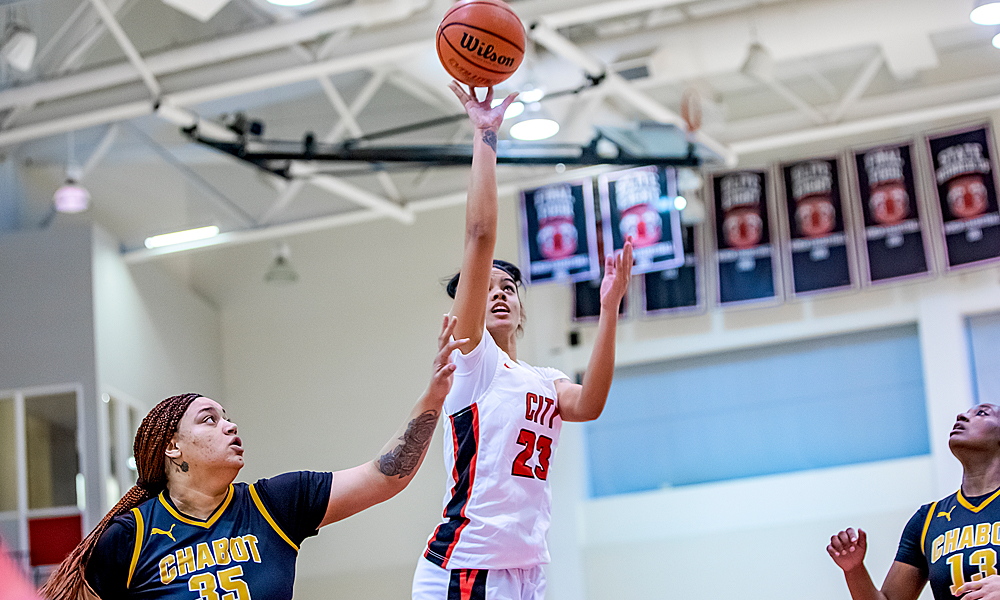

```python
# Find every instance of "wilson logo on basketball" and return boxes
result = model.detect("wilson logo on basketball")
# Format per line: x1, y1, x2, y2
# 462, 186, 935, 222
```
458, 33, 517, 67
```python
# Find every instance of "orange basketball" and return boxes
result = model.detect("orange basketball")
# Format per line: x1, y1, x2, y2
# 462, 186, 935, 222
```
436, 0, 525, 88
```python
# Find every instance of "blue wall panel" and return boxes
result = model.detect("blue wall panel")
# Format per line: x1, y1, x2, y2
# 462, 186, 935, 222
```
585, 326, 929, 497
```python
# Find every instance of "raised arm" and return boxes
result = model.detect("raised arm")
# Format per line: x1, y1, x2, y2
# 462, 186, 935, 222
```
556, 240, 633, 422
827, 528, 926, 600
447, 82, 518, 353
319, 316, 467, 526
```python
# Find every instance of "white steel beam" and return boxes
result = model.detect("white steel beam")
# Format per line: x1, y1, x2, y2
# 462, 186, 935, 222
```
829, 54, 883, 123
530, 24, 737, 165
87, 0, 161, 99
0, 0, 420, 112
258, 69, 387, 224
122, 164, 619, 262
729, 94, 1000, 155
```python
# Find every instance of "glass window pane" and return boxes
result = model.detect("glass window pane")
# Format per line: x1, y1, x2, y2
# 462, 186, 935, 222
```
25, 392, 79, 510
0, 398, 15, 512
0, 517, 18, 548
127, 406, 140, 486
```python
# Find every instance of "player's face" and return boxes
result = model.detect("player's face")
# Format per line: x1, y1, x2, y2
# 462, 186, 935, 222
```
173, 397, 244, 474
485, 268, 522, 338
949, 403, 1000, 453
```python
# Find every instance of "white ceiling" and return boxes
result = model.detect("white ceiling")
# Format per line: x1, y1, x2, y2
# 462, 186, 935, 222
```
1, 0, 998, 267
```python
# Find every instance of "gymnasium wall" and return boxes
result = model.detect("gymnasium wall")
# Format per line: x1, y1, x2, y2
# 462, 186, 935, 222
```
91, 224, 224, 410
0, 224, 101, 529
196, 166, 1000, 600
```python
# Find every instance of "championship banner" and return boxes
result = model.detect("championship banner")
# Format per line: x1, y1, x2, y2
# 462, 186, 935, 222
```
520, 179, 600, 284
598, 165, 685, 275
781, 158, 854, 295
852, 143, 930, 283
926, 125, 1000, 268
710, 170, 781, 304
643, 225, 701, 314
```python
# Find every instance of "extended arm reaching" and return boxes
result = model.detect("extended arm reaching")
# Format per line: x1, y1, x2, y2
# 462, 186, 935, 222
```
319, 315, 467, 526
447, 82, 518, 353
556, 240, 633, 422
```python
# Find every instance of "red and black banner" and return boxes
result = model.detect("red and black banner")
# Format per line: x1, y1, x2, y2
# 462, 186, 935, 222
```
710, 170, 781, 304
519, 179, 600, 284
852, 143, 930, 283
780, 158, 855, 295
926, 125, 1000, 269
598, 166, 685, 274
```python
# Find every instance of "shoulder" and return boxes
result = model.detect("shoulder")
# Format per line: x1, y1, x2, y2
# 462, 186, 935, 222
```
520, 361, 571, 384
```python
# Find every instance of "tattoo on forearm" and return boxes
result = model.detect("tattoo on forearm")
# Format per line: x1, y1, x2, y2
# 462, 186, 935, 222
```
376, 410, 439, 478
482, 129, 497, 153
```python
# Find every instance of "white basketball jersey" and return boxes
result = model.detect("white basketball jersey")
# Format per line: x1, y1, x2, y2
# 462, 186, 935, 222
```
424, 330, 568, 570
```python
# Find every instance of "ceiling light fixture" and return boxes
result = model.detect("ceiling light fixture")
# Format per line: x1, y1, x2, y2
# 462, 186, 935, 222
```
509, 101, 559, 141
264, 242, 298, 284
54, 182, 90, 213
971, 0, 1000, 24
741, 42, 775, 82
510, 119, 559, 141
265, 0, 317, 6
144, 225, 220, 249
0, 25, 36, 72
994, 32, 1000, 48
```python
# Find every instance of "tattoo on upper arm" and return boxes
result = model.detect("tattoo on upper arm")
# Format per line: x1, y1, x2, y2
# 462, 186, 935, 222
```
482, 129, 498, 153
376, 410, 439, 478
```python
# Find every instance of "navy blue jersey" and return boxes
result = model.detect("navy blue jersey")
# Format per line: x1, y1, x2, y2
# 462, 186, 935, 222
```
896, 488, 1000, 599
86, 472, 331, 600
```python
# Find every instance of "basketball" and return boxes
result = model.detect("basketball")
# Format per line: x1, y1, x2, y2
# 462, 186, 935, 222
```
436, 0, 525, 88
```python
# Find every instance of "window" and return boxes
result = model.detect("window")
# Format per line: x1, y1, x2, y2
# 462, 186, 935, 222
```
585, 325, 929, 497
968, 312, 1000, 405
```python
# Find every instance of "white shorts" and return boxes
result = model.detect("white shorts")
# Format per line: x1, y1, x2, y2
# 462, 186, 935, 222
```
412, 556, 546, 600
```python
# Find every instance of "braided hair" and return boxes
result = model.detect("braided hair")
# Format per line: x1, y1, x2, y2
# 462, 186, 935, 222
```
39, 393, 202, 600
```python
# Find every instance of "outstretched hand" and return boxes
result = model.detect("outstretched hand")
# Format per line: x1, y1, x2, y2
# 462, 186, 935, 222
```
426, 315, 467, 402
827, 528, 867, 573
449, 81, 518, 132
600, 236, 633, 311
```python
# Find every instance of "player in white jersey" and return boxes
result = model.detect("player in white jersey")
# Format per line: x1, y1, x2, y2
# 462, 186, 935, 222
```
412, 81, 633, 600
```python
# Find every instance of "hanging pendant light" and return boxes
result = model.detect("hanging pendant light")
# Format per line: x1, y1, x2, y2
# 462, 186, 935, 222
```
971, 0, 1000, 25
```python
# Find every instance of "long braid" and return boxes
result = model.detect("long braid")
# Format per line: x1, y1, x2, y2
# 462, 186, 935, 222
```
39, 393, 201, 600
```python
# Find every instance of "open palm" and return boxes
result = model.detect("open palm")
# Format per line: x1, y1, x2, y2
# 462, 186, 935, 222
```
449, 81, 518, 131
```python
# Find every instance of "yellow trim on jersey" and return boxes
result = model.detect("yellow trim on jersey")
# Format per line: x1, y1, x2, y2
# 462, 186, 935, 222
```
157, 485, 234, 528
920, 501, 938, 554
127, 508, 144, 588
248, 483, 299, 551
957, 487, 1000, 513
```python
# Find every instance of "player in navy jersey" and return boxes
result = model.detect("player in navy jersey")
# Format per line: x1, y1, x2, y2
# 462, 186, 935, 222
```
410, 82, 632, 600
829, 403, 1000, 600
40, 316, 466, 600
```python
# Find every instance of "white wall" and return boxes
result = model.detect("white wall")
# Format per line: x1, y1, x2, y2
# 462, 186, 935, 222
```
91, 224, 224, 407
0, 223, 102, 528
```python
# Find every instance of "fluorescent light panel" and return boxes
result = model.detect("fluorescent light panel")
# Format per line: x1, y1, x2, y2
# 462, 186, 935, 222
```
144, 225, 219, 249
